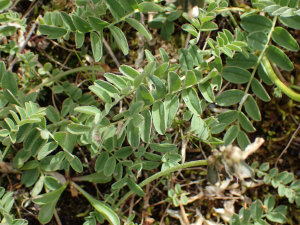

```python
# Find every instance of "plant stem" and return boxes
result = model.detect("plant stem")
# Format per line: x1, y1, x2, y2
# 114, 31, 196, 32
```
27, 65, 105, 95
0, 145, 11, 164
216, 7, 259, 12
290, 85, 300, 91
238, 16, 278, 111
261, 56, 300, 102
113, 159, 208, 209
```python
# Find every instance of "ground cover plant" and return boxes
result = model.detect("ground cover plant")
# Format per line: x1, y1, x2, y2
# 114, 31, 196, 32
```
0, 0, 300, 224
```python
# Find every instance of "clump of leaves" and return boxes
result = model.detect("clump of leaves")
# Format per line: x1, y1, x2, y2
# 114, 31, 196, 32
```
0, 186, 28, 225
1, 0, 300, 224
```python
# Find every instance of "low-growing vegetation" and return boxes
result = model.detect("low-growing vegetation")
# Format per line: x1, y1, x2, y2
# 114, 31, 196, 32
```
0, 0, 300, 224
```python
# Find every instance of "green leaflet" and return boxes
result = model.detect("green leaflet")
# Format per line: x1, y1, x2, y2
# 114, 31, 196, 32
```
265, 45, 293, 71
0, 0, 11, 11
188, 45, 203, 67
105, 0, 125, 20
237, 131, 251, 150
74, 106, 101, 115
0, 61, 6, 82
95, 152, 109, 172
31, 137, 47, 156
136, 86, 154, 106
127, 178, 145, 197
150, 143, 177, 153
60, 12, 76, 32
182, 24, 198, 37
244, 95, 261, 121
125, 18, 152, 40
140, 109, 151, 143
129, 101, 144, 115
185, 70, 197, 87
90, 32, 103, 62
216, 110, 238, 125
154, 62, 169, 78
224, 125, 239, 145
251, 200, 264, 221
279, 16, 300, 29
2, 71, 19, 105
201, 21, 218, 31
247, 32, 268, 51
72, 15, 93, 33
221, 66, 251, 84
152, 101, 166, 135
159, 48, 170, 63
108, 26, 129, 55
120, 0, 138, 12
88, 16, 109, 31
37, 142, 58, 160
46, 106, 60, 123
104, 73, 127, 91
132, 113, 144, 127
191, 116, 209, 140
168, 72, 181, 93
95, 80, 120, 97
272, 27, 299, 51
198, 81, 214, 103
68, 155, 83, 173
38, 198, 60, 224
149, 75, 167, 99
238, 112, 256, 132
72, 182, 120, 225
179, 48, 194, 71
215, 89, 244, 106
75, 31, 84, 48
266, 212, 287, 223
115, 146, 133, 158
251, 78, 271, 102
120, 65, 140, 80
0, 26, 16, 36
104, 157, 116, 176
258, 63, 273, 85
127, 119, 140, 147
182, 87, 203, 115
241, 15, 273, 33
164, 94, 179, 127
138, 2, 165, 12
33, 182, 68, 205
67, 124, 91, 135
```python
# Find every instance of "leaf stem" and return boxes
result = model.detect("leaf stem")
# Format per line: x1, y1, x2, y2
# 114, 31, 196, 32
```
216, 7, 259, 13
238, 15, 278, 111
27, 65, 105, 95
113, 159, 207, 209
261, 56, 300, 102
0, 145, 11, 164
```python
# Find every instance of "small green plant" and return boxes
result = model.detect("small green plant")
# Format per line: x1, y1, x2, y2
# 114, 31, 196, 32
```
168, 183, 189, 207
0, 187, 28, 225
230, 195, 288, 225
254, 162, 300, 205
1, 0, 300, 224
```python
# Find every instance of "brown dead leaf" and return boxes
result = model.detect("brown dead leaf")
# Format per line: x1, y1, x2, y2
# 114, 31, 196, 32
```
70, 184, 78, 197
91, 62, 111, 72
145, 217, 155, 224
242, 138, 265, 160
0, 162, 14, 172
